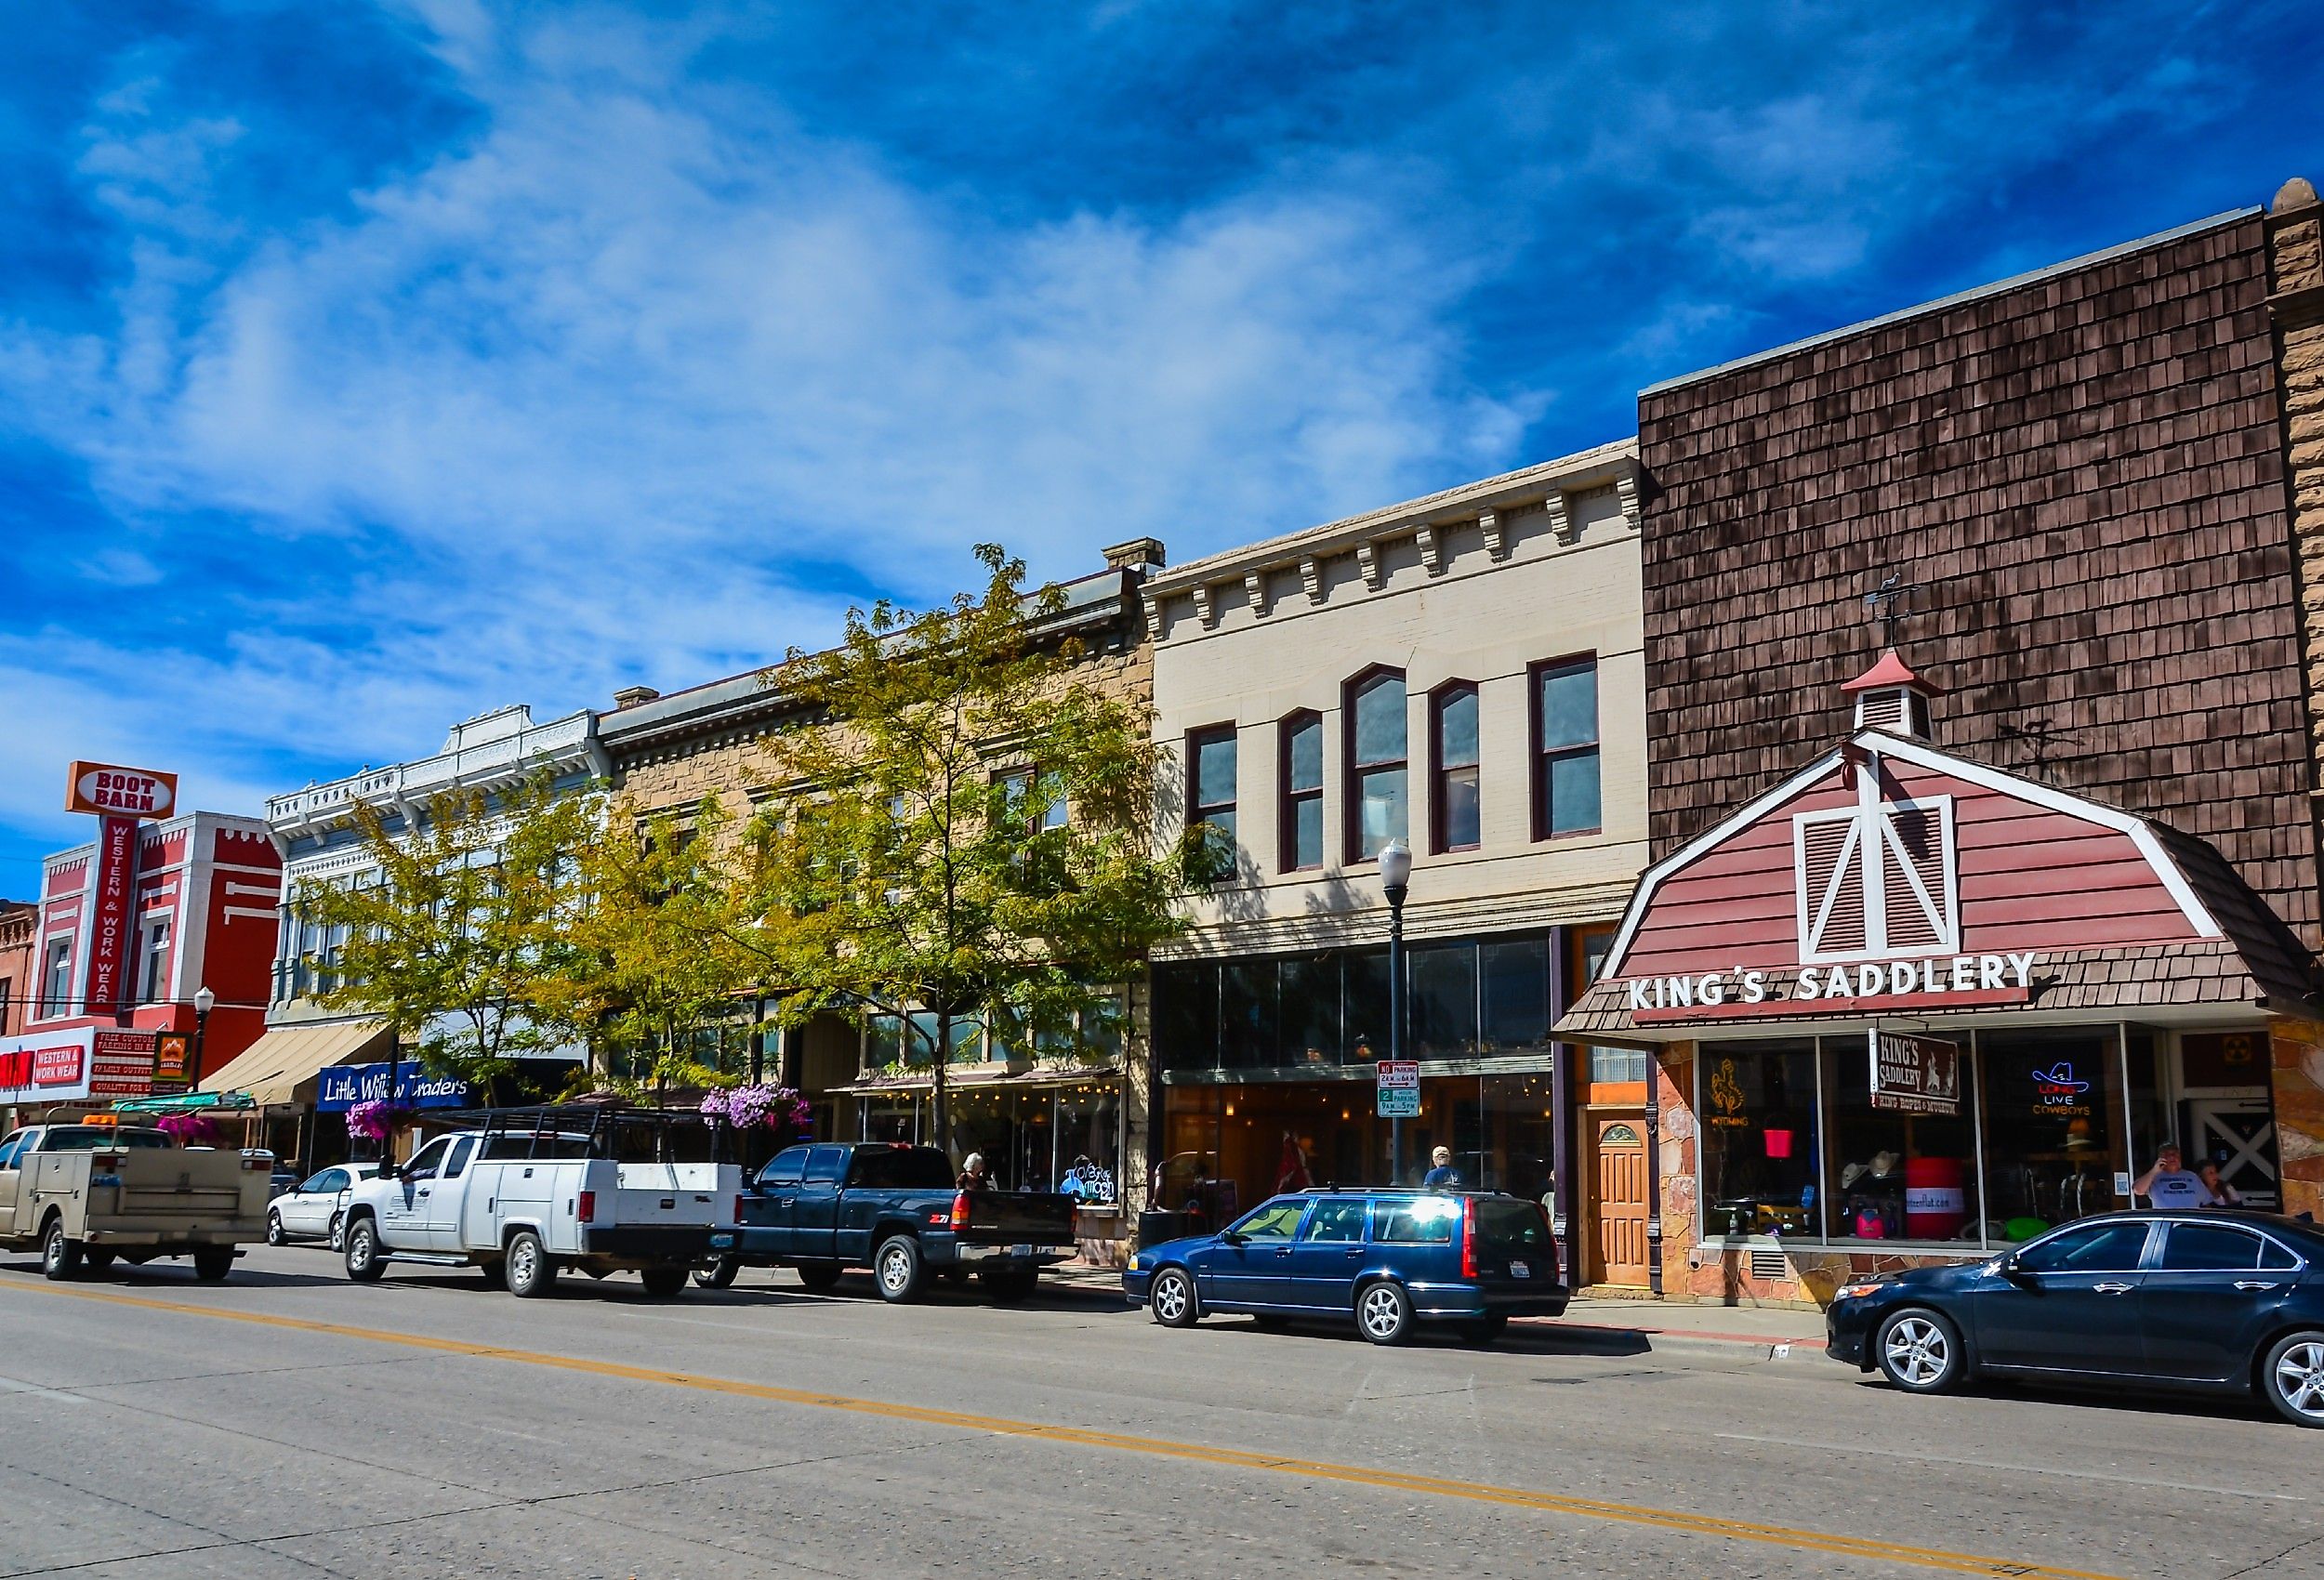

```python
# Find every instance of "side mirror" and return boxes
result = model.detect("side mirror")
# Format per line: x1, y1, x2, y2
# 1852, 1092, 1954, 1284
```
375, 1160, 399, 1180
1995, 1251, 2028, 1281
1219, 1230, 1246, 1247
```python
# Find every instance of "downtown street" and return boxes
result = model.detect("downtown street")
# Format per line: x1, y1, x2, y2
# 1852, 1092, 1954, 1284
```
0, 1249, 2317, 1580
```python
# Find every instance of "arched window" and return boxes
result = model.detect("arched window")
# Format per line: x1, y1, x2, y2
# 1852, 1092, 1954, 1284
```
1344, 668, 1407, 862
1432, 682, 1480, 852
1279, 710, 1325, 871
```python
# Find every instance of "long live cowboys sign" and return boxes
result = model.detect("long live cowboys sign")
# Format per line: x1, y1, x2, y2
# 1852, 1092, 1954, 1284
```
1626, 951, 2038, 1021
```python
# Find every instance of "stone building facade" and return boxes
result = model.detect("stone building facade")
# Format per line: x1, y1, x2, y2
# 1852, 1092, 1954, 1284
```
1142, 441, 1659, 1287
598, 545, 1167, 1255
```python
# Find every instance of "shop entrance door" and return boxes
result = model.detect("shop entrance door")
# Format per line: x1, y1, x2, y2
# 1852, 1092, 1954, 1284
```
1588, 1113, 1649, 1286
2184, 1100, 2278, 1210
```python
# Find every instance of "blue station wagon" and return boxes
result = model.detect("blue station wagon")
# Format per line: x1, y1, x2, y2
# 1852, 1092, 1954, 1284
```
1124, 1189, 1569, 1345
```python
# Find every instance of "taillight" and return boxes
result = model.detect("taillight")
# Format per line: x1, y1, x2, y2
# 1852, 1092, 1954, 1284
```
242, 1155, 271, 1172
1460, 1196, 1479, 1280
733, 1194, 745, 1225
577, 1190, 597, 1224
950, 1191, 969, 1231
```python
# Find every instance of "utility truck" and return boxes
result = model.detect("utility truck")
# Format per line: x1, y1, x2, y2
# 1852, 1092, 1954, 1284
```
0, 1122, 272, 1280
339, 1105, 740, 1298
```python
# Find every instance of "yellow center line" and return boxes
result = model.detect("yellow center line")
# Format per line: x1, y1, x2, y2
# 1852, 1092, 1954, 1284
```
2, 1279, 2119, 1580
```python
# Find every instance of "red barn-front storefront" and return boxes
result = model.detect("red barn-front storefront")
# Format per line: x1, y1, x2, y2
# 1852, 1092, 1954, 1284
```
1555, 653, 2317, 1305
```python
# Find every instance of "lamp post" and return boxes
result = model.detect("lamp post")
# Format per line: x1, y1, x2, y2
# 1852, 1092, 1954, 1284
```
1378, 838, 1411, 1186
189, 986, 216, 1086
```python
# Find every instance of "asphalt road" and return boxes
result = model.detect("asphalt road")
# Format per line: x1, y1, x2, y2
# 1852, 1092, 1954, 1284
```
0, 1245, 2318, 1580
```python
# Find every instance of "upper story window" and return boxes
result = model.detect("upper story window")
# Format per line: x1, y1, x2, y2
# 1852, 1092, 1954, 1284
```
1186, 725, 1238, 881
139, 918, 172, 1004
1345, 669, 1407, 862
1432, 683, 1481, 852
1532, 656, 1602, 839
42, 939, 72, 1017
1279, 711, 1324, 872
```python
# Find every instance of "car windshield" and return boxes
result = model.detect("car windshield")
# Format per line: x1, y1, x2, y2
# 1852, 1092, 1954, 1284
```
1476, 1199, 1552, 1251
849, 1148, 953, 1190
43, 1127, 173, 1151
1228, 1200, 1308, 1241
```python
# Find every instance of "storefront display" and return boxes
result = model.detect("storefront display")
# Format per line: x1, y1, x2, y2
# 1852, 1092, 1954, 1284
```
1555, 651, 2312, 1302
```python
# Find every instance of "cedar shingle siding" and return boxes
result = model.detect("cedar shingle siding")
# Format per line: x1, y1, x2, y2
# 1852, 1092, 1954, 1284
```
1636, 213, 2317, 947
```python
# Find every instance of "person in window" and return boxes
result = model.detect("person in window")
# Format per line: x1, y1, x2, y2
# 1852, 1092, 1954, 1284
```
1422, 1146, 1462, 1189
957, 1152, 991, 1192
2195, 1160, 2243, 1207
1274, 1132, 1312, 1193
2133, 1144, 2214, 1209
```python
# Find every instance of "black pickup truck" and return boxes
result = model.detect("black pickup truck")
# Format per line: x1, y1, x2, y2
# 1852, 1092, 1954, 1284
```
702, 1141, 1078, 1302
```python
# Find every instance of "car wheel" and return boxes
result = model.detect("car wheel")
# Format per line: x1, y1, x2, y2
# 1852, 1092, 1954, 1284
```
2262, 1330, 2324, 1428
1876, 1309, 1965, 1394
1356, 1280, 1413, 1346
874, 1235, 925, 1303
192, 1247, 234, 1282
693, 1256, 741, 1289
266, 1210, 285, 1247
794, 1259, 844, 1294
505, 1231, 557, 1298
640, 1266, 688, 1298
1149, 1266, 1198, 1328
343, 1218, 387, 1283
41, 1221, 82, 1281
327, 1212, 346, 1253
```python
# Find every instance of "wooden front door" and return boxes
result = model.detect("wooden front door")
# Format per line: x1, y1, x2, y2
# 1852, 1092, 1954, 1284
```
1589, 1113, 1649, 1286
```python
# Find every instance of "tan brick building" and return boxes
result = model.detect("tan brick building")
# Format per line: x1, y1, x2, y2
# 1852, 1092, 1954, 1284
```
598, 545, 1166, 1251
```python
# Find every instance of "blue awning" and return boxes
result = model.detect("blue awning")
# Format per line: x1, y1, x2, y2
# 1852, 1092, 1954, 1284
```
316, 1062, 473, 1113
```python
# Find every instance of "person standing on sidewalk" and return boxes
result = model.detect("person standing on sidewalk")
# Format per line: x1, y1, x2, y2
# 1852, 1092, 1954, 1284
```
1422, 1146, 1462, 1188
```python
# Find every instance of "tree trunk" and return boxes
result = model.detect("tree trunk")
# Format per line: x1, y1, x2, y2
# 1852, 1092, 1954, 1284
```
933, 1009, 953, 1163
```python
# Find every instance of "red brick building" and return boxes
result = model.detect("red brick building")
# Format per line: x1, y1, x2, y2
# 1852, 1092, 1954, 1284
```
0, 813, 281, 1116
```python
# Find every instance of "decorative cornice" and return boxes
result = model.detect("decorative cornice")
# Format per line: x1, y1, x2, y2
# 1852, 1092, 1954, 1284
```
1299, 557, 1324, 603
1415, 522, 1445, 577
1614, 470, 1642, 529
1478, 509, 1508, 562
1354, 542, 1383, 591
1141, 588, 1166, 641
1542, 492, 1572, 544
1191, 583, 1217, 629
1244, 570, 1269, 616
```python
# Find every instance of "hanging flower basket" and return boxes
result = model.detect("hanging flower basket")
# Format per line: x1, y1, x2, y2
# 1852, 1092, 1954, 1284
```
156, 1113, 226, 1148
348, 1099, 416, 1141
698, 1083, 812, 1142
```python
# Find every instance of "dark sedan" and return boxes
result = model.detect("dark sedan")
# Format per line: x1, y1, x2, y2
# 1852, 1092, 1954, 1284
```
1828, 1209, 2324, 1426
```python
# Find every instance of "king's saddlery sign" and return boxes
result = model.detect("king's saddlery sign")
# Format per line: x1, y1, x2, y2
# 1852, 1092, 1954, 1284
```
1624, 951, 2037, 1022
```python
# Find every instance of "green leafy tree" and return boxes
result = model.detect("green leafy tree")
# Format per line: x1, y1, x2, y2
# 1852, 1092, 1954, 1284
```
535, 795, 768, 1098
302, 772, 599, 1086
751, 544, 1204, 1158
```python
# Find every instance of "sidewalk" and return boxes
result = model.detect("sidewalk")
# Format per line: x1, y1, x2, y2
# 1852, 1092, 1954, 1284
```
1049, 1262, 1829, 1356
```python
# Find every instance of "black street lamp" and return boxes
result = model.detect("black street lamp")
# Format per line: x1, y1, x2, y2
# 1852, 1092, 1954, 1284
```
190, 985, 216, 1086
1378, 838, 1411, 1186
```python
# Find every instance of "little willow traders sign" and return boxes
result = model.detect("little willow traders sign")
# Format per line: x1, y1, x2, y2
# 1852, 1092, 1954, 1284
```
1868, 1029, 1961, 1116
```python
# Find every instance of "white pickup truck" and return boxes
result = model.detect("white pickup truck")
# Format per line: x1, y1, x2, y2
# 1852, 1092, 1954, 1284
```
0, 1124, 272, 1280
339, 1106, 740, 1299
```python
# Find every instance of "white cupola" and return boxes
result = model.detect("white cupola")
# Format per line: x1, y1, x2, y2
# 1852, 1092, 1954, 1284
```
1842, 649, 1940, 741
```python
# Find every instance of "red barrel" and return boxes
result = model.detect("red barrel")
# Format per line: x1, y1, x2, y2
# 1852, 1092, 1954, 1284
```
1905, 1156, 1966, 1240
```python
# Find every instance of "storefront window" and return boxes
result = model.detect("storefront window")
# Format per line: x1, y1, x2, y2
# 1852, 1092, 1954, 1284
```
1278, 952, 1340, 1067
1154, 962, 1218, 1074
1697, 1041, 1818, 1239
1480, 938, 1552, 1056
1342, 948, 1389, 1063
1824, 1034, 1981, 1246
1057, 1086, 1119, 1205
1221, 960, 1278, 1069
1408, 943, 1478, 1059
1977, 1029, 2122, 1232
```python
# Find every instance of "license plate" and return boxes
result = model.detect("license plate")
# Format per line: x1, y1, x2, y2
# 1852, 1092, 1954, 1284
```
1509, 1260, 1531, 1278
1011, 1243, 1036, 1257
709, 1233, 735, 1249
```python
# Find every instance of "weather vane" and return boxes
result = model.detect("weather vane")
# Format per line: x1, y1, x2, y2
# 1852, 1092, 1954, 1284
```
1864, 573, 1913, 650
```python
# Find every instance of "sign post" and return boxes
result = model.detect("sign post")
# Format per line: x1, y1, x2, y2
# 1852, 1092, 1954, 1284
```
1376, 1060, 1420, 1118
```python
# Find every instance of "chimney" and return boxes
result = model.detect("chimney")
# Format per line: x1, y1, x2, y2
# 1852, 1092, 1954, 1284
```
1102, 537, 1167, 575
612, 685, 661, 710
1842, 650, 1940, 741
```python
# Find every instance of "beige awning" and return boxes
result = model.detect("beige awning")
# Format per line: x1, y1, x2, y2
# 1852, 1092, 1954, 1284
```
199, 1020, 395, 1107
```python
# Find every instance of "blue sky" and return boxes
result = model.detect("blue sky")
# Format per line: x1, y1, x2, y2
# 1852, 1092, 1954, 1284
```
3, 0, 2321, 895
